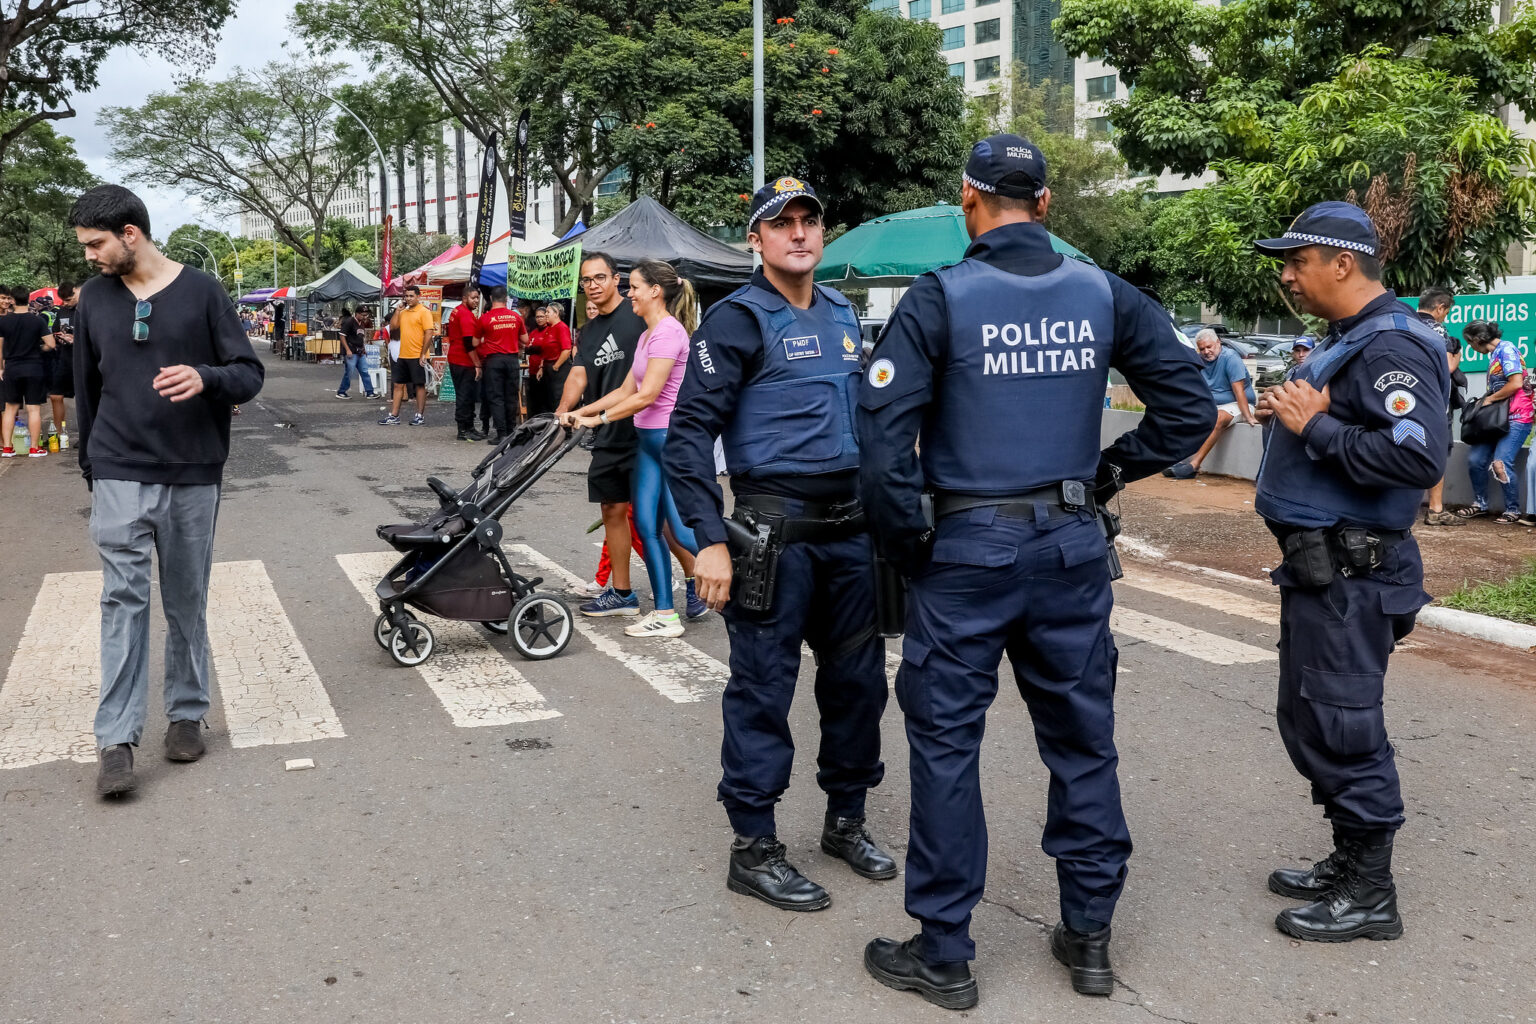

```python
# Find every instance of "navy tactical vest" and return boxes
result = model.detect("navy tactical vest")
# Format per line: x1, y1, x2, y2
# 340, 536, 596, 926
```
1255, 310, 1449, 529
920, 256, 1116, 493
719, 281, 864, 477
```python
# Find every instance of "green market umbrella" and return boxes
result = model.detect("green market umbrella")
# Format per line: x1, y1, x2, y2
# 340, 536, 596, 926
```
815, 203, 1094, 287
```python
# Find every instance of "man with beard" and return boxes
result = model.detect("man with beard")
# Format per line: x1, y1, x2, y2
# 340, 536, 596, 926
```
69, 184, 265, 798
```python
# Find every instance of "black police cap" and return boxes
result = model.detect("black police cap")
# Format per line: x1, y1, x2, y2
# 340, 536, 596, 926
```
963, 134, 1047, 200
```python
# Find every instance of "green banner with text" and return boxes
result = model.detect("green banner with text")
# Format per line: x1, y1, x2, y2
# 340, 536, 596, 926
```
1404, 293, 1533, 373
506, 242, 583, 304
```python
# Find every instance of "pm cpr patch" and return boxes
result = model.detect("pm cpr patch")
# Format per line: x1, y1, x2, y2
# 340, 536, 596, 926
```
869, 358, 895, 388
1384, 389, 1416, 417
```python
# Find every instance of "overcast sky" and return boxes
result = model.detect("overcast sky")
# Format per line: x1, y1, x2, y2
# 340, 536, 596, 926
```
68, 0, 359, 240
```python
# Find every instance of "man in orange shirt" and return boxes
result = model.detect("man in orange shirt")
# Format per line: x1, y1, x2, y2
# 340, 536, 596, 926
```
380, 284, 439, 426
477, 286, 531, 443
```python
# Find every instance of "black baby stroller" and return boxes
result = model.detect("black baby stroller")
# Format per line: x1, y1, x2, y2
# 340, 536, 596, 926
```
371, 414, 587, 667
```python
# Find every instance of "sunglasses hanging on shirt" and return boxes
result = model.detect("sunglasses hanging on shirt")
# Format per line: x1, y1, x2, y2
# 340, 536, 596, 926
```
132, 299, 152, 343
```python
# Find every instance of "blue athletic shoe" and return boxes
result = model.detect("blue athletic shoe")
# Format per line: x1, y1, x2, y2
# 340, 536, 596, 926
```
685, 578, 708, 620
580, 587, 640, 617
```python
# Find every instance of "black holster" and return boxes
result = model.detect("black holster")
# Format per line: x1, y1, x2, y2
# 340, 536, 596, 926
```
723, 512, 781, 612
873, 556, 907, 638
1281, 526, 1387, 588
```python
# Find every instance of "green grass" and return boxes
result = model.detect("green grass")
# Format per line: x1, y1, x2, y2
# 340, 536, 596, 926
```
1440, 559, 1536, 625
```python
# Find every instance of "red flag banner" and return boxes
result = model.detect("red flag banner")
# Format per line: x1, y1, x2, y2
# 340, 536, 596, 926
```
381, 214, 394, 293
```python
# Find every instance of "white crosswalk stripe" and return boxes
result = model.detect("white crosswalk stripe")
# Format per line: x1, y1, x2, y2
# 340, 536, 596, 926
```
0, 571, 102, 770
1119, 573, 1279, 625
337, 551, 562, 726
207, 561, 345, 748
1110, 607, 1276, 666
511, 544, 728, 703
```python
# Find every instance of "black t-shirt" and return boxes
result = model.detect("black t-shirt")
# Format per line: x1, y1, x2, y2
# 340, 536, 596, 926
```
53, 304, 76, 345
575, 302, 646, 450
0, 312, 51, 371
339, 314, 364, 354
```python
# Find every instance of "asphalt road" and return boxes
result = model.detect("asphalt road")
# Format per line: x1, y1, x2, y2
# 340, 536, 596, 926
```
2, 351, 1532, 1024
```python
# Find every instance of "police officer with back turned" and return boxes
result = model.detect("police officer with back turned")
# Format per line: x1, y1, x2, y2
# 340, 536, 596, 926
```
1251, 203, 1448, 943
665, 176, 896, 914
857, 135, 1214, 1010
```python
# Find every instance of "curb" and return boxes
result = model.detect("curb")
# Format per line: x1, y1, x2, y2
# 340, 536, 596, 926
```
1118, 534, 1536, 654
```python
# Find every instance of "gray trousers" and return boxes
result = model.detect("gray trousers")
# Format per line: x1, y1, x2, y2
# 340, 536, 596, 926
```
89, 479, 221, 748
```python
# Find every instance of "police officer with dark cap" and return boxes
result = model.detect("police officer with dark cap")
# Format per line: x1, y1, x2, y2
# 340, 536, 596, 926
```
1250, 202, 1448, 942
857, 135, 1213, 1009
664, 175, 896, 913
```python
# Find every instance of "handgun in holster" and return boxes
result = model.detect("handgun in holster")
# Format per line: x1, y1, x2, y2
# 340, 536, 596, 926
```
1092, 465, 1125, 582
723, 512, 781, 612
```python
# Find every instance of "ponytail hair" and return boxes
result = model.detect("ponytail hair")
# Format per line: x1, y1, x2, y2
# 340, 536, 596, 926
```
631, 258, 698, 333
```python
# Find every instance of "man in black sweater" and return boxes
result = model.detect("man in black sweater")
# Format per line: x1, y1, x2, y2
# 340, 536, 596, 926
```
70, 184, 265, 798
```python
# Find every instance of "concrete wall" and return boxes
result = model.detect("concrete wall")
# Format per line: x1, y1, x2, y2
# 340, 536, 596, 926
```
1099, 408, 1531, 513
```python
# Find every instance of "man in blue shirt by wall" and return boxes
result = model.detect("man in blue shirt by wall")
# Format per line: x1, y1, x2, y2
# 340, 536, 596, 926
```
1164, 328, 1257, 478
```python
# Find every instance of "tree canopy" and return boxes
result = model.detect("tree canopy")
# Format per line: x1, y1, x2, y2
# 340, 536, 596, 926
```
0, 0, 234, 174
0, 117, 95, 288
1056, 0, 1536, 178
101, 63, 369, 274
1126, 52, 1536, 322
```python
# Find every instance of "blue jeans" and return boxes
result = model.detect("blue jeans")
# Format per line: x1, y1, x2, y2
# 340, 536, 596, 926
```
633, 426, 696, 612
90, 480, 221, 747
1467, 420, 1532, 510
338, 352, 373, 396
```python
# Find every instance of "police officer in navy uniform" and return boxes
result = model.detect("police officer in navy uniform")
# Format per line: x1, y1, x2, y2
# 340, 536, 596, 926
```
665, 176, 896, 913
857, 135, 1214, 1009
1251, 203, 1449, 942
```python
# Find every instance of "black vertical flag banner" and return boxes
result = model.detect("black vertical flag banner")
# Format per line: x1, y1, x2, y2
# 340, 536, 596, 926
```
469, 131, 499, 287
511, 108, 530, 240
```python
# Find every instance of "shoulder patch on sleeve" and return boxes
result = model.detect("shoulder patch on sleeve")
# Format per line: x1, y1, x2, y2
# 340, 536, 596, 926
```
868, 358, 895, 389
1373, 371, 1419, 391
1383, 389, 1416, 417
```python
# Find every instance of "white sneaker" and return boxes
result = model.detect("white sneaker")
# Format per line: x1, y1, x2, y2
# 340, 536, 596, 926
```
569, 577, 606, 598
624, 611, 685, 638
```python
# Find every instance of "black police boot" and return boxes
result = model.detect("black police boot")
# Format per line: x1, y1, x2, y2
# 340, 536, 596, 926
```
1050, 922, 1114, 996
821, 813, 898, 880
727, 836, 831, 912
864, 935, 977, 1010
1269, 825, 1353, 899
1275, 833, 1403, 942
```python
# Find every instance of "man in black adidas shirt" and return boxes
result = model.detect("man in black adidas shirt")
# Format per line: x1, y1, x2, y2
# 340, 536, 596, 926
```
69, 184, 264, 799
0, 285, 56, 456
558, 251, 648, 615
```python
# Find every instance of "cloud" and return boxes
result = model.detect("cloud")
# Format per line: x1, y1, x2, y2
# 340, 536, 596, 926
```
68, 0, 360, 239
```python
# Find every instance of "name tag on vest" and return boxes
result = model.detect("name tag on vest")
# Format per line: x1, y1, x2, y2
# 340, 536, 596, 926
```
783, 335, 821, 360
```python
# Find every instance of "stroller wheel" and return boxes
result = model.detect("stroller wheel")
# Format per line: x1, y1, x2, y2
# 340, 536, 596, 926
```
481, 619, 510, 635
375, 610, 415, 649
510, 592, 573, 661
388, 620, 435, 667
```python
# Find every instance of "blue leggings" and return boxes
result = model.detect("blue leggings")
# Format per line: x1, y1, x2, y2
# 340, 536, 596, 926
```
634, 427, 697, 612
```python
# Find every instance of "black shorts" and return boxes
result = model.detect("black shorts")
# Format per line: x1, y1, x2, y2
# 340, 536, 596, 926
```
45, 348, 74, 398
392, 358, 427, 387
587, 445, 636, 504
2, 371, 47, 406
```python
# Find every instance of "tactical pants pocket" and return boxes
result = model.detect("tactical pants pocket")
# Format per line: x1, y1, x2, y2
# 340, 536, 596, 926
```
1298, 667, 1387, 758
895, 636, 934, 727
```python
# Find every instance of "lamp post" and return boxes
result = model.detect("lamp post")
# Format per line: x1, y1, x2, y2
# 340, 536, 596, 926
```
752, 0, 764, 267
303, 84, 390, 314
212, 229, 243, 292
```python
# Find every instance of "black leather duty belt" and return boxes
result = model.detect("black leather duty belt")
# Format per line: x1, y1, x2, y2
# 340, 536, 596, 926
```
933, 483, 1096, 521
732, 493, 866, 543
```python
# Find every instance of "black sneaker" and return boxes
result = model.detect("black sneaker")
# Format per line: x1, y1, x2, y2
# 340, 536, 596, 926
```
864, 935, 977, 1010
165, 719, 206, 762
96, 744, 137, 796
727, 836, 831, 911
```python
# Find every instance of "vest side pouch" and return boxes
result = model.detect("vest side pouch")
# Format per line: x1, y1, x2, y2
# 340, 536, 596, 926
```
1281, 529, 1336, 588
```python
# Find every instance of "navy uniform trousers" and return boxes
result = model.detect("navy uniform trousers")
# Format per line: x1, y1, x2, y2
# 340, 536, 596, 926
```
1273, 535, 1425, 834
718, 522, 889, 839
900, 506, 1130, 964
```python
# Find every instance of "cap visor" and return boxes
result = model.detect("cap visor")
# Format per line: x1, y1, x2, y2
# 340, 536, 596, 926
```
751, 193, 824, 229
1253, 236, 1309, 254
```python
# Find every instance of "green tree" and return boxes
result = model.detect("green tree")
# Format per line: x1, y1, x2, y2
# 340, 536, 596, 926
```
1129, 52, 1536, 322
0, 0, 236, 175
101, 63, 368, 274
970, 74, 1150, 269
0, 116, 96, 288
1055, 0, 1536, 178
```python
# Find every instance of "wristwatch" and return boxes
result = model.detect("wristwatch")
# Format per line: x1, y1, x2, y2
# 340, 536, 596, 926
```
599, 410, 610, 425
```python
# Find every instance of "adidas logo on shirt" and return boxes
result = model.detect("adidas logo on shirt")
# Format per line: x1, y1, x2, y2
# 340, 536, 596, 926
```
592, 335, 625, 367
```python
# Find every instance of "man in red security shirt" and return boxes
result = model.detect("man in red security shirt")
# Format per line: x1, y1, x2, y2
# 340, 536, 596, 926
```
445, 284, 484, 441
477, 286, 530, 444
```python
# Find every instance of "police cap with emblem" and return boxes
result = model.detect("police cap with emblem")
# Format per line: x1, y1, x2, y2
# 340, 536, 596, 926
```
748, 176, 825, 231
1254, 201, 1380, 258
963, 133, 1048, 199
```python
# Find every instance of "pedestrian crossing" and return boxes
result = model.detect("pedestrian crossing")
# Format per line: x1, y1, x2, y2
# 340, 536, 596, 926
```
0, 547, 1284, 772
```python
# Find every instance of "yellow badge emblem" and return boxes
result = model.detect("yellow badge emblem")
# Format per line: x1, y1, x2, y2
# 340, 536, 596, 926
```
774, 176, 805, 193
843, 333, 856, 353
